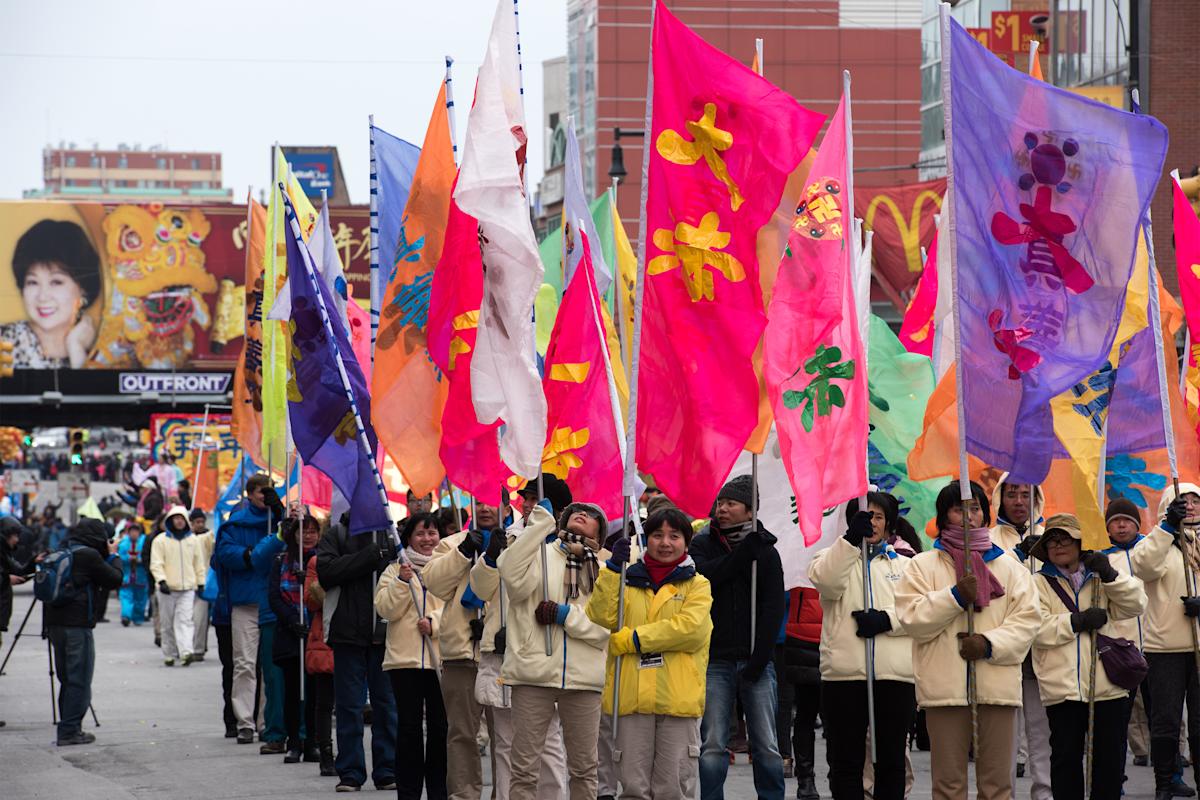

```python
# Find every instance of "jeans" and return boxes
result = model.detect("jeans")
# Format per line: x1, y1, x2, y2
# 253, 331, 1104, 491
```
332, 642, 397, 787
258, 621, 287, 743
48, 626, 94, 740
700, 659, 784, 800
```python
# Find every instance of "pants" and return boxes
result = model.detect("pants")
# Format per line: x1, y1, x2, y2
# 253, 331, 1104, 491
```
599, 711, 619, 798
862, 738, 914, 799
119, 585, 147, 624
1146, 651, 1200, 791
158, 589, 195, 661
778, 673, 820, 782
391, 668, 448, 800
215, 622, 236, 733
312, 672, 334, 749
699, 660, 784, 800
48, 626, 94, 740
1021, 677, 1053, 800
614, 713, 700, 800
332, 642, 397, 788
925, 704, 1016, 800
819, 679, 915, 800
441, 661, 488, 800
280, 656, 314, 748
491, 703, 568, 800
1045, 698, 1127, 800
258, 622, 286, 743
193, 597, 210, 655
509, 684, 601, 800
1128, 683, 1149, 758
230, 605, 260, 731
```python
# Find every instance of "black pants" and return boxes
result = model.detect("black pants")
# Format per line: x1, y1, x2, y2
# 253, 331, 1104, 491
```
390, 668, 447, 800
311, 672, 334, 749
820, 679, 915, 800
1147, 651, 1200, 790
280, 656, 316, 748
1045, 698, 1127, 800
775, 648, 821, 781
214, 623, 235, 733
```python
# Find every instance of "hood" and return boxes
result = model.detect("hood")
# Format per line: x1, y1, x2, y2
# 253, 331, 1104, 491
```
1157, 482, 1200, 522
163, 504, 190, 532
69, 518, 111, 551
990, 472, 1044, 534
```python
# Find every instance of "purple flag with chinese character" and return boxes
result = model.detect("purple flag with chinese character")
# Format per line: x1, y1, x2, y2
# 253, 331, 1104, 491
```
282, 195, 391, 536
942, 11, 1168, 483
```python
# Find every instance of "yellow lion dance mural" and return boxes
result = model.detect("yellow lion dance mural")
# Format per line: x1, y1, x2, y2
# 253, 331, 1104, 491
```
88, 204, 218, 369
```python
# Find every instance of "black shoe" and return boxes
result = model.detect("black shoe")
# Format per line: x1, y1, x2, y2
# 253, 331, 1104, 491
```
260, 740, 287, 755
1172, 781, 1198, 797
319, 744, 336, 777
335, 782, 361, 792
1136, 755, 1150, 766
797, 775, 819, 800
304, 742, 320, 762
224, 727, 237, 739
121, 618, 130, 627
284, 749, 302, 763
1164, 792, 1184, 800
374, 780, 397, 791
237, 728, 255, 744
57, 732, 96, 746
1017, 762, 1026, 778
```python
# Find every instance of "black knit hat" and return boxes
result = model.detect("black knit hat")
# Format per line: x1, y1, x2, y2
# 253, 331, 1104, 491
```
1105, 497, 1141, 528
517, 474, 573, 517
189, 508, 207, 521
716, 474, 756, 510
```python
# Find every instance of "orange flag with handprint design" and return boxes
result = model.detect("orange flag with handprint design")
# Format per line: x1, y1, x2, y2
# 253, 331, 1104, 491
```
636, 0, 824, 517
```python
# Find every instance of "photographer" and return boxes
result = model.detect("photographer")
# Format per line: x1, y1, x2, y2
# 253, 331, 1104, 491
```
1, 518, 39, 644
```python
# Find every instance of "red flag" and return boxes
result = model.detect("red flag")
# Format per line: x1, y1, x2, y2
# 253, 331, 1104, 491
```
898, 232, 938, 357
636, 1, 824, 517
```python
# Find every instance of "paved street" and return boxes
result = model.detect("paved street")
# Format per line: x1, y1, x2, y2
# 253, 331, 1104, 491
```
0, 586, 1163, 799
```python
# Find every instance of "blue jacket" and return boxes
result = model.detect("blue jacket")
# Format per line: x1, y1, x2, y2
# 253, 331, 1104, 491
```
213, 501, 285, 620
117, 534, 149, 588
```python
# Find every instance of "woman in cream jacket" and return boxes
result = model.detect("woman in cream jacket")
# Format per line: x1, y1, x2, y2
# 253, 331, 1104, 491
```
808, 492, 914, 800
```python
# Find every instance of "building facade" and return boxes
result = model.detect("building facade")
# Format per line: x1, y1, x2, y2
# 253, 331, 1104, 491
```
26, 144, 233, 203
535, 55, 569, 240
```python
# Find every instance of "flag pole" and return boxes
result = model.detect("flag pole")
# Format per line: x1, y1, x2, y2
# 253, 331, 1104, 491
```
369, 115, 381, 366
189, 404, 212, 513
747, 36, 764, 654
445, 56, 459, 166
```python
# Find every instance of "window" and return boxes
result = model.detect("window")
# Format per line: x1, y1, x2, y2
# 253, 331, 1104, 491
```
156, 157, 167, 169
65, 156, 76, 167
118, 155, 128, 169
90, 155, 100, 167
191, 158, 200, 170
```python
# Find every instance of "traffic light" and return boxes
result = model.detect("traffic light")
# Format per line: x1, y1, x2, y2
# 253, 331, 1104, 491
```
69, 428, 85, 466
0, 340, 13, 378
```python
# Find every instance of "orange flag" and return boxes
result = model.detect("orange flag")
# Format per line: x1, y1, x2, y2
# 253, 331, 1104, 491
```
191, 446, 220, 512
371, 81, 456, 497
231, 198, 267, 467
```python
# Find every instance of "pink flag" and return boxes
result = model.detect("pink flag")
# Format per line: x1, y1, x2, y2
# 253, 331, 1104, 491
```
1174, 173, 1200, 438
762, 96, 867, 545
898, 232, 938, 357
542, 232, 624, 519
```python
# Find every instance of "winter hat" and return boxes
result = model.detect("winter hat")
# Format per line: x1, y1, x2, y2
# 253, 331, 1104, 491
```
645, 493, 677, 518
1104, 497, 1141, 529
716, 474, 756, 510
1030, 513, 1082, 562
189, 508, 207, 522
519, 474, 573, 517
557, 502, 609, 541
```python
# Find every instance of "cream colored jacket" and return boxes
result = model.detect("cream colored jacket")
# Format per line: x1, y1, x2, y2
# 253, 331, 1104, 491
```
1129, 525, 1200, 654
421, 532, 484, 663
807, 538, 914, 683
895, 543, 1041, 708
1032, 566, 1146, 706
149, 531, 207, 591
374, 562, 443, 671
496, 506, 610, 692
1103, 539, 1147, 649
468, 518, 526, 656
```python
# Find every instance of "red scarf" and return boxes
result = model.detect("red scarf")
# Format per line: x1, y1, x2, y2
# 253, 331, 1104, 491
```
644, 553, 686, 586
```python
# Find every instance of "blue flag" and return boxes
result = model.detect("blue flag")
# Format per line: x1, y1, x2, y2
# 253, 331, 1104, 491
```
942, 10, 1168, 483
371, 125, 421, 346
282, 194, 391, 535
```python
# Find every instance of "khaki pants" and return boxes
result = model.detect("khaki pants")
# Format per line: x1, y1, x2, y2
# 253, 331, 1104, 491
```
863, 735, 915, 798
599, 712, 619, 797
1129, 689, 1150, 757
442, 661, 493, 800
1019, 677, 1052, 800
230, 604, 260, 732
926, 705, 1017, 800
509, 685, 601, 800
492, 703, 567, 800
193, 597, 210, 655
614, 713, 700, 800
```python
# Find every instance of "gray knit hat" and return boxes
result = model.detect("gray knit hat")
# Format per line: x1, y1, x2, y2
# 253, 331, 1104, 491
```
716, 474, 756, 510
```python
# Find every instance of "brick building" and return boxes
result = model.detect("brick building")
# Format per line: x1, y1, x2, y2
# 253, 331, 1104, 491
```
26, 144, 233, 204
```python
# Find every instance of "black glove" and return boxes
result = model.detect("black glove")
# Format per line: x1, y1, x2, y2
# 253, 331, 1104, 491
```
458, 529, 485, 559
197, 585, 205, 595
1015, 535, 1041, 560
1070, 607, 1108, 632
291, 621, 309, 639
484, 528, 506, 562
741, 661, 766, 683
262, 486, 285, 517
1167, 497, 1190, 529
1183, 597, 1200, 618
609, 536, 631, 567
158, 580, 170, 595
468, 617, 485, 642
493, 626, 506, 656
1082, 551, 1119, 583
851, 608, 893, 638
843, 511, 874, 548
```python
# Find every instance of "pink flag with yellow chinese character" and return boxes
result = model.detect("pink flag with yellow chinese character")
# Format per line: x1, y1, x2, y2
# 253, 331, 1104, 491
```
637, 0, 824, 517
763, 96, 867, 545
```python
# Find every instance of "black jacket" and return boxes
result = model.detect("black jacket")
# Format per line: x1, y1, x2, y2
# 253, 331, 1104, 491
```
43, 520, 124, 629
689, 522, 785, 672
0, 519, 37, 631
315, 524, 392, 648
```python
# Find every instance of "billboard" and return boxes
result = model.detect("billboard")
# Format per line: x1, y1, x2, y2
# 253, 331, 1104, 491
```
150, 412, 241, 490
283, 151, 337, 198
0, 201, 370, 374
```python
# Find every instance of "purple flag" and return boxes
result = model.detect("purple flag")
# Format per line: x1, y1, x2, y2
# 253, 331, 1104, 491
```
282, 194, 391, 536
943, 11, 1168, 483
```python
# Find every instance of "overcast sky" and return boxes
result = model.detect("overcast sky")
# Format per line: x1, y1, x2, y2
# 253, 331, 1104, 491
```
0, 0, 566, 203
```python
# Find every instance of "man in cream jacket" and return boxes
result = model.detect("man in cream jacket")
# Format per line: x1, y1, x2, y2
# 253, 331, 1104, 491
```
149, 505, 207, 666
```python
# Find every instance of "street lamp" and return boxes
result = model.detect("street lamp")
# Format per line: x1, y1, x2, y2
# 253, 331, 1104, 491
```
608, 127, 645, 183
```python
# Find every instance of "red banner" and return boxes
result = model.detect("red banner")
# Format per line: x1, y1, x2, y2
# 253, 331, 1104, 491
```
854, 178, 945, 304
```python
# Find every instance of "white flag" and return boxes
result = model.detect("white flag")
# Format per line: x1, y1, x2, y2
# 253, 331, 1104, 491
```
562, 118, 612, 297
455, 0, 547, 478
267, 202, 348, 327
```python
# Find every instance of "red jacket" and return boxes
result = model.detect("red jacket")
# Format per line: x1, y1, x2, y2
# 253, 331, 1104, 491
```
786, 587, 823, 644
304, 555, 334, 675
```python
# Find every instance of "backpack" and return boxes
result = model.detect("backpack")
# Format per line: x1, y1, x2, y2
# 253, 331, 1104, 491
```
34, 543, 87, 608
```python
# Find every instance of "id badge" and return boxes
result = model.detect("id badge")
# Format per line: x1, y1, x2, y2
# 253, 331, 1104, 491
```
638, 652, 665, 669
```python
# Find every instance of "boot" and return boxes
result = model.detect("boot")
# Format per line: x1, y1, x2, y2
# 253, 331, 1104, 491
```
796, 747, 819, 800
319, 744, 337, 777
303, 740, 320, 762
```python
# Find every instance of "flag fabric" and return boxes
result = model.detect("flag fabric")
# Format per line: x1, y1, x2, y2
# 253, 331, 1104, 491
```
372, 80, 456, 498
898, 232, 938, 357
542, 232, 625, 518
268, 202, 348, 325
1173, 173, 1200, 434
455, 0, 547, 480
232, 199, 267, 467
763, 96, 866, 545
941, 12, 1168, 484
563, 118, 613, 297
190, 445, 220, 513
371, 125, 423, 348
637, 0, 824, 517
281, 195, 390, 536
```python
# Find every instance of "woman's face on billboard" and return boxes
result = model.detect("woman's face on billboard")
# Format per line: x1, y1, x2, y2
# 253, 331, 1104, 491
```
22, 261, 82, 335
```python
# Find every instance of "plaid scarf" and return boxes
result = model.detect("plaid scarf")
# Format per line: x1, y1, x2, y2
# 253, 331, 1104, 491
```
1179, 525, 1200, 578
557, 530, 600, 599
279, 556, 305, 623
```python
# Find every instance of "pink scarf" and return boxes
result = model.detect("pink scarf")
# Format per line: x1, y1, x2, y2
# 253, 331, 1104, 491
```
939, 525, 1006, 609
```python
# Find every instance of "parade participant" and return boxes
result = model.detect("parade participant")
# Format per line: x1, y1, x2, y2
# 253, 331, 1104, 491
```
407, 489, 434, 516
894, 481, 1041, 800
316, 511, 399, 792
116, 520, 149, 626
376, 512, 447, 800
1028, 513, 1146, 799
212, 474, 286, 745
304, 531, 338, 777
586, 505, 713, 800
43, 518, 123, 745
499, 499, 611, 800
149, 505, 206, 667
421, 501, 497, 800
268, 508, 322, 765
779, 587, 823, 800
189, 508, 214, 660
807, 493, 915, 800
690, 474, 787, 800
1129, 483, 1200, 800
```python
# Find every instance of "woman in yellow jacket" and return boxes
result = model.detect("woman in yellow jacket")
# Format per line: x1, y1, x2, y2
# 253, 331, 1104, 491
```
586, 506, 713, 800
374, 513, 446, 800
1029, 513, 1146, 800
